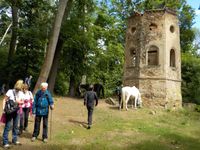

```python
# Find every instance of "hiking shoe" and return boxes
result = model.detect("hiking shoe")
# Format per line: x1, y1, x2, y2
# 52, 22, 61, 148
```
18, 130, 22, 135
3, 144, 10, 149
23, 128, 28, 132
13, 141, 22, 145
31, 137, 36, 142
43, 138, 48, 143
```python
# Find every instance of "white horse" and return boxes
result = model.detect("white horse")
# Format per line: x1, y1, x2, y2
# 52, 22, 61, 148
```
120, 86, 142, 110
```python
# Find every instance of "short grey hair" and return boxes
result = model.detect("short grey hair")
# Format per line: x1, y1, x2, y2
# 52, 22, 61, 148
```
41, 82, 48, 88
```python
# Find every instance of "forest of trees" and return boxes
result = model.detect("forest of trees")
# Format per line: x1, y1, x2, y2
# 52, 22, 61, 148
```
0, 0, 199, 103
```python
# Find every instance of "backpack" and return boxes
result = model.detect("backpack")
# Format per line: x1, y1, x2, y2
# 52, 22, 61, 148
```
36, 91, 49, 108
4, 90, 19, 115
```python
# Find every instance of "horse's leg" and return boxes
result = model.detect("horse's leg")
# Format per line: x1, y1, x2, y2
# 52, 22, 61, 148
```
131, 97, 134, 109
119, 95, 122, 110
102, 86, 104, 98
126, 95, 130, 111
119, 98, 122, 110
138, 92, 142, 108
120, 90, 125, 110
134, 95, 138, 108
119, 93, 122, 110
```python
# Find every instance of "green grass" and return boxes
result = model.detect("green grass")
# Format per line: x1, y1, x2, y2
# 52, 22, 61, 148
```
52, 106, 200, 150
1, 98, 200, 150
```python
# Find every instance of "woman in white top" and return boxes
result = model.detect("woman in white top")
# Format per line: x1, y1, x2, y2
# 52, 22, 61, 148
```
2, 80, 24, 148
19, 83, 33, 135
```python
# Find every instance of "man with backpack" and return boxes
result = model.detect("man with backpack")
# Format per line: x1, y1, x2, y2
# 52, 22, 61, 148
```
31, 82, 54, 143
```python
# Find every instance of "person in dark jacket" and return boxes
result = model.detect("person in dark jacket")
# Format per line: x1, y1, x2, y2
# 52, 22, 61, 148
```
84, 85, 98, 129
31, 82, 54, 143
116, 84, 123, 109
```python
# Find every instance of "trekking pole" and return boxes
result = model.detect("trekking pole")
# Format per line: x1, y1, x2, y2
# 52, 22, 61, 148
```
50, 109, 53, 140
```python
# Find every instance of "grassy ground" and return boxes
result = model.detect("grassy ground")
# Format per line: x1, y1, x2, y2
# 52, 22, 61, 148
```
0, 96, 200, 150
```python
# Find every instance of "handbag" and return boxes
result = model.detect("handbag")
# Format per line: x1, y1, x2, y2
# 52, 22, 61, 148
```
4, 99, 19, 115
0, 113, 6, 124
4, 90, 19, 115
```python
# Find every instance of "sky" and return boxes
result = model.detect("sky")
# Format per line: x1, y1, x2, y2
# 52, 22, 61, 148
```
187, 0, 200, 29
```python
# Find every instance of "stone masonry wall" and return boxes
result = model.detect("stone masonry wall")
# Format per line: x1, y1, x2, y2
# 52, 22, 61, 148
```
123, 9, 182, 109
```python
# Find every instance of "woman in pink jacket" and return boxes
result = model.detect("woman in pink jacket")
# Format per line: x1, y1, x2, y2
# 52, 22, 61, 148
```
19, 84, 33, 135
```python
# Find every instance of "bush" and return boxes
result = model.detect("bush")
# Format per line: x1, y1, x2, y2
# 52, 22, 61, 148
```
195, 105, 200, 112
54, 73, 69, 96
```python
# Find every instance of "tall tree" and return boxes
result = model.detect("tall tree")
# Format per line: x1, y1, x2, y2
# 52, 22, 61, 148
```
7, 0, 19, 62
33, 0, 69, 94
60, 0, 96, 96
48, 0, 73, 93
5, 0, 19, 88
179, 3, 196, 53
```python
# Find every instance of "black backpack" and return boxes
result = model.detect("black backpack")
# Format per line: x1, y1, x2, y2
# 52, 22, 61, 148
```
4, 90, 19, 115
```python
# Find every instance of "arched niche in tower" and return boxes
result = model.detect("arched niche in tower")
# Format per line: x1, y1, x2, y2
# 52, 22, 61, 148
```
148, 45, 159, 66
129, 47, 137, 67
170, 49, 176, 67
130, 26, 136, 35
170, 25, 175, 33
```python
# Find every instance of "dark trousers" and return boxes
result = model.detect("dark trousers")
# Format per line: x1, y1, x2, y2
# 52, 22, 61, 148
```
118, 94, 123, 108
87, 106, 94, 126
32, 115, 48, 139
3, 112, 19, 145
20, 108, 30, 131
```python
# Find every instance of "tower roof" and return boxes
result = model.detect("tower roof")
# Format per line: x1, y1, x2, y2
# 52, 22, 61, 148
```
130, 7, 177, 18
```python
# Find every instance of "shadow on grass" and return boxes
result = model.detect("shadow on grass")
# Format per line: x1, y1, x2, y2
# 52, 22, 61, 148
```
109, 106, 120, 110
18, 131, 32, 139
68, 119, 88, 129
1, 131, 200, 150
126, 132, 200, 150
0, 144, 67, 150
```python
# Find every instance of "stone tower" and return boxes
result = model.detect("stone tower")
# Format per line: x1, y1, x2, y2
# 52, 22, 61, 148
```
123, 8, 182, 108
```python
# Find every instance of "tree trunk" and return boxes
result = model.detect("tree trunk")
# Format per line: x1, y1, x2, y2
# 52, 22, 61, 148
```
69, 75, 76, 97
6, 0, 18, 89
33, 0, 68, 94
0, 23, 12, 45
48, 0, 73, 94
48, 37, 63, 93
8, 0, 18, 61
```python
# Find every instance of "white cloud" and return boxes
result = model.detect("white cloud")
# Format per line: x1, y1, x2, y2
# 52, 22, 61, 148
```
196, 10, 200, 15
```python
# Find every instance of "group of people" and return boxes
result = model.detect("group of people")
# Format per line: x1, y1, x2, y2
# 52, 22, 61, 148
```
1, 79, 99, 149
1, 77, 143, 148
1, 80, 54, 149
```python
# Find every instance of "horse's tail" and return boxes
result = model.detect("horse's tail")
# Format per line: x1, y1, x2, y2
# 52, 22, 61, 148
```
101, 85, 104, 98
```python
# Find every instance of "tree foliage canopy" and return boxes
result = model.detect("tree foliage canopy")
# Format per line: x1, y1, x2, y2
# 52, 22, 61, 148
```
0, 0, 199, 101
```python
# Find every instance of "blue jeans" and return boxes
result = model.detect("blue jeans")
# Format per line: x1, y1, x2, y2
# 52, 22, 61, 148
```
3, 112, 19, 145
